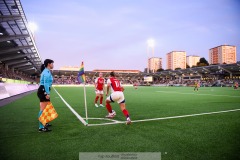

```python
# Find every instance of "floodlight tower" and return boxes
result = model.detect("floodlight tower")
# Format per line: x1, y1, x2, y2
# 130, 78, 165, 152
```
147, 39, 155, 73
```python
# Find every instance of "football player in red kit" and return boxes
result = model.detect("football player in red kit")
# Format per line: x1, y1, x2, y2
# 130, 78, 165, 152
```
133, 81, 138, 89
94, 72, 105, 107
234, 81, 239, 89
105, 72, 131, 125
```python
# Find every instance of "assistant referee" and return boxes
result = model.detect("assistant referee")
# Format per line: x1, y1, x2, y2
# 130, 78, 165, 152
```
37, 59, 54, 132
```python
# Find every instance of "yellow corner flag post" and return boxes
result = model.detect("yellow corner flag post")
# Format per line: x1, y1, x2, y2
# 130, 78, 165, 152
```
77, 62, 88, 125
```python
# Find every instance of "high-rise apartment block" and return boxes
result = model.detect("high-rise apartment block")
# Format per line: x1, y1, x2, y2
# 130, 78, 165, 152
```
166, 51, 186, 70
148, 57, 162, 73
209, 45, 236, 64
187, 55, 200, 67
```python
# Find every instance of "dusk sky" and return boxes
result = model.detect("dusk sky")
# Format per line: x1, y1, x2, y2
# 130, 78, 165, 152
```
21, 0, 240, 71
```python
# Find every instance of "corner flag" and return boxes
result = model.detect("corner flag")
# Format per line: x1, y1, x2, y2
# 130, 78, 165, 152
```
77, 62, 86, 84
77, 61, 88, 125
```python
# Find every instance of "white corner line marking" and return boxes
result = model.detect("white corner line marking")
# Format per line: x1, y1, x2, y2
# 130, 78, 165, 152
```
83, 117, 122, 123
131, 108, 240, 123
53, 87, 87, 126
88, 121, 124, 126
88, 108, 240, 126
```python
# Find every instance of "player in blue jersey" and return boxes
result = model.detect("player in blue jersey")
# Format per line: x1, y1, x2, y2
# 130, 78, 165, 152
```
37, 59, 54, 132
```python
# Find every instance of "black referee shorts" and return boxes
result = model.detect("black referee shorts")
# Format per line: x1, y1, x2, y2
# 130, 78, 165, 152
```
37, 85, 50, 102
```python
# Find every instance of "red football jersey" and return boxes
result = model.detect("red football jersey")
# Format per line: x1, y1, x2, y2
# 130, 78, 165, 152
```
95, 77, 104, 90
108, 77, 122, 92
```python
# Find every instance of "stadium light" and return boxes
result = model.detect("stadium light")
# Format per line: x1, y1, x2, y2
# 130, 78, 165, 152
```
146, 38, 155, 73
147, 39, 155, 48
28, 22, 38, 33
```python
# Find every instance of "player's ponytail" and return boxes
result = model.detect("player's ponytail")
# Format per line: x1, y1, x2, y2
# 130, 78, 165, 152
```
40, 64, 45, 73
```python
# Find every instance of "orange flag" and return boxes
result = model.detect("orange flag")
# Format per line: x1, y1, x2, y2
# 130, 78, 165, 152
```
39, 102, 58, 126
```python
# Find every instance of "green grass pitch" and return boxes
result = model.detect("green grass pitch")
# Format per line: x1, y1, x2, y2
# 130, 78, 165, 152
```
0, 86, 240, 160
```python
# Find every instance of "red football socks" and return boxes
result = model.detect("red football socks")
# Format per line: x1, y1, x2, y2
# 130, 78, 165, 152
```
122, 109, 129, 118
95, 96, 99, 103
106, 102, 112, 113
100, 97, 103, 104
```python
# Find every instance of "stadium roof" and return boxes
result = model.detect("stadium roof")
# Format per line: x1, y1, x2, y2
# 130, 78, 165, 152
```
0, 0, 42, 74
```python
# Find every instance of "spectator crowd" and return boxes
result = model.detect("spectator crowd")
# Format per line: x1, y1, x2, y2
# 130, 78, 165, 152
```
0, 65, 36, 82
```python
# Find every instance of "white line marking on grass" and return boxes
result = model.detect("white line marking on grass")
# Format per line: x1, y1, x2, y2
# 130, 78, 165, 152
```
88, 121, 124, 126
53, 87, 87, 126
87, 108, 240, 126
84, 118, 124, 126
110, 119, 122, 123
131, 108, 240, 123
84, 118, 122, 123
156, 91, 240, 98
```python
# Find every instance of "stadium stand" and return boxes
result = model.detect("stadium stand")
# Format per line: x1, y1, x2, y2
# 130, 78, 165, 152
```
0, 63, 35, 82
51, 62, 240, 87
52, 69, 145, 85
152, 62, 240, 87
0, 0, 40, 100
0, 0, 41, 83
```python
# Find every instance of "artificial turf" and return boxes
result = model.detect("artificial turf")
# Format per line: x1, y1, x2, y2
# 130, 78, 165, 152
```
0, 86, 239, 160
